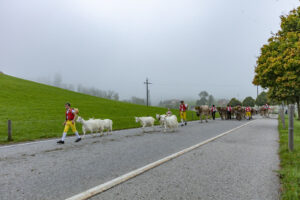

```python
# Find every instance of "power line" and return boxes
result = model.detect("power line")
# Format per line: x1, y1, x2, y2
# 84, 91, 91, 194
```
144, 78, 152, 107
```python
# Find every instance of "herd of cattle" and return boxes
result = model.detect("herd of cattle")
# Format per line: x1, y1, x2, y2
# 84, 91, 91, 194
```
195, 105, 271, 121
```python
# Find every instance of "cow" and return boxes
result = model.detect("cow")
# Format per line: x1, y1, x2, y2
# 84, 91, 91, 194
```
195, 105, 210, 123
251, 108, 257, 119
260, 107, 269, 118
234, 106, 244, 121
217, 107, 227, 120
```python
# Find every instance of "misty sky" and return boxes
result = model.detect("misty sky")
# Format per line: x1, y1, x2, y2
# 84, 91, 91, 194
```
0, 0, 299, 104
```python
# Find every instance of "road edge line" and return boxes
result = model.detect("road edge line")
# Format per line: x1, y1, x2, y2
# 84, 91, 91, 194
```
66, 120, 255, 200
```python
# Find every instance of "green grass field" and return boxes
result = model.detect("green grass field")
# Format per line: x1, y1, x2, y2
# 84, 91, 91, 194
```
278, 117, 300, 199
0, 74, 210, 144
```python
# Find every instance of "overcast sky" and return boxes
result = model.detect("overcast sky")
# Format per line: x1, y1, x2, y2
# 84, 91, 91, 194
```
0, 0, 299, 103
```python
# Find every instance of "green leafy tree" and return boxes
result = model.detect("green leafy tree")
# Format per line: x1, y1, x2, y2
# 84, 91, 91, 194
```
197, 91, 209, 105
229, 98, 242, 107
243, 96, 255, 107
208, 95, 215, 106
255, 92, 268, 106
253, 6, 300, 119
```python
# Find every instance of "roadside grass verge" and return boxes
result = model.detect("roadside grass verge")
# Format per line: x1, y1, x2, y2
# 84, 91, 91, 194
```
0, 74, 218, 144
278, 116, 300, 199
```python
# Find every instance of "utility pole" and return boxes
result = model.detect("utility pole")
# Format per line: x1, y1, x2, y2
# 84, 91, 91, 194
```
144, 78, 152, 107
257, 85, 258, 99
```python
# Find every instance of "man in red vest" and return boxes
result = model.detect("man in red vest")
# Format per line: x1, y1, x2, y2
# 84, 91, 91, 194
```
226, 104, 232, 120
211, 105, 217, 120
245, 106, 251, 120
57, 103, 81, 144
179, 101, 188, 126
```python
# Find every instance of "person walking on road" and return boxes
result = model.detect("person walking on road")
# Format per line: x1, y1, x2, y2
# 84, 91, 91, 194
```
179, 101, 188, 126
226, 104, 232, 120
166, 108, 172, 116
57, 103, 81, 144
211, 105, 217, 120
245, 106, 252, 120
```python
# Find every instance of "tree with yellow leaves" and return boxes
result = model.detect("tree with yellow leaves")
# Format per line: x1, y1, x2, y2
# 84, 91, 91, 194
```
253, 6, 300, 119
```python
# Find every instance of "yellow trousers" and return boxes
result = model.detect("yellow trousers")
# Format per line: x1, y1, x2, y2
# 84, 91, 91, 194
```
63, 120, 77, 133
180, 111, 186, 120
246, 112, 251, 117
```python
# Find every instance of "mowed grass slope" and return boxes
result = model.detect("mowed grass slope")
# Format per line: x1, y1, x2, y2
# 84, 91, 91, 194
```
278, 117, 300, 199
0, 74, 199, 143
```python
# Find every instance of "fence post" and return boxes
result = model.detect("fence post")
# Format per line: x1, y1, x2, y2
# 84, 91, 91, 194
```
8, 120, 12, 141
288, 104, 294, 151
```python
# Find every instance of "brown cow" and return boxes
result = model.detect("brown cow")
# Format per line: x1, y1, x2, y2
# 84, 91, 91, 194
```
195, 105, 210, 123
250, 108, 257, 119
260, 107, 269, 118
217, 107, 227, 120
234, 106, 244, 121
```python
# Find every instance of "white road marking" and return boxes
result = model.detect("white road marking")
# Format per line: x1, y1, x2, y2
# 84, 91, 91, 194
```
66, 120, 255, 200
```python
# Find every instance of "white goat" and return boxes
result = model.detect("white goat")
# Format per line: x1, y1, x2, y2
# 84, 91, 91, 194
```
156, 114, 166, 128
162, 115, 178, 133
76, 116, 102, 138
99, 119, 113, 135
135, 117, 155, 132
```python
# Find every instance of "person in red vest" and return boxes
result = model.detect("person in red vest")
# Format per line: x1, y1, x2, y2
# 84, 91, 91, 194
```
57, 103, 81, 144
245, 106, 251, 120
226, 104, 232, 120
211, 105, 217, 120
166, 108, 172, 116
179, 101, 188, 126
264, 104, 270, 110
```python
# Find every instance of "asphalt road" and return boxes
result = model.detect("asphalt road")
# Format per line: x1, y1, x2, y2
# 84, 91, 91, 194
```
0, 117, 279, 200
91, 118, 280, 200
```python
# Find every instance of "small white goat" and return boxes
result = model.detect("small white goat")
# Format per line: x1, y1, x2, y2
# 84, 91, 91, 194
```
135, 117, 155, 132
156, 114, 166, 128
162, 115, 178, 133
98, 119, 113, 135
76, 116, 102, 138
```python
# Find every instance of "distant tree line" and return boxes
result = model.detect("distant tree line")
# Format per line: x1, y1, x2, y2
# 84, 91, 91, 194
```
36, 73, 119, 101
158, 99, 181, 109
123, 96, 146, 105
77, 84, 119, 100
227, 92, 268, 107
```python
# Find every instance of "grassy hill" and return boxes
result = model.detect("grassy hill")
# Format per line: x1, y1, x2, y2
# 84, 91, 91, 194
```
0, 74, 199, 143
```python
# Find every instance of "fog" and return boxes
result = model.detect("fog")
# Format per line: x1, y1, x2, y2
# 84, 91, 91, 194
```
0, 0, 299, 104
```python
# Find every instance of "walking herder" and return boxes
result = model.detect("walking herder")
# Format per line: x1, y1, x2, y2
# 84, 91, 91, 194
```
245, 106, 252, 120
226, 104, 232, 120
179, 101, 188, 126
57, 103, 81, 144
211, 105, 217, 120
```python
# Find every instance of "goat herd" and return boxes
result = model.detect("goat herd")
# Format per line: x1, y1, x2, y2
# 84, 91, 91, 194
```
75, 105, 271, 138
75, 114, 178, 138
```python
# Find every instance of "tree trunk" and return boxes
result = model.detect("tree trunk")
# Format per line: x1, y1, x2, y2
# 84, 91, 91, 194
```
296, 96, 300, 120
